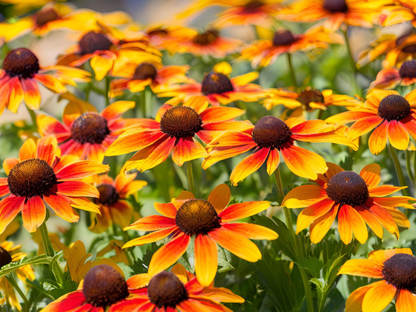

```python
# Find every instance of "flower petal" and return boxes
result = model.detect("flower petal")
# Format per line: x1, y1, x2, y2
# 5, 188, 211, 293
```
369, 185, 407, 197
105, 130, 166, 156
124, 215, 176, 231
56, 161, 109, 180
230, 148, 269, 186
219, 201, 270, 222
388, 120, 409, 150
266, 149, 280, 175
338, 259, 383, 278
221, 223, 278, 240
396, 289, 416, 312
309, 204, 339, 244
123, 227, 178, 248
36, 136, 58, 166
22, 196, 46, 233
296, 198, 335, 233
43, 193, 79, 223
7, 77, 24, 113
194, 234, 218, 287
355, 206, 384, 238
57, 181, 99, 198
0, 195, 25, 234
360, 163, 381, 188
172, 138, 207, 167
154, 202, 178, 218
282, 185, 328, 208
101, 101, 135, 120
90, 54, 114, 81
199, 106, 245, 123
345, 285, 372, 312
19, 138, 36, 160
368, 120, 388, 155
362, 281, 397, 312
348, 116, 383, 139
3, 158, 19, 175
21, 78, 41, 109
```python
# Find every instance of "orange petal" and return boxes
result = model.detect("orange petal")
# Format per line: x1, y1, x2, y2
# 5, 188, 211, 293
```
101, 101, 135, 120
369, 185, 407, 197
7, 77, 24, 113
154, 202, 178, 218
372, 196, 415, 209
123, 227, 178, 248
0, 195, 25, 234
199, 106, 245, 123
21, 78, 41, 110
56, 181, 99, 198
55, 161, 109, 180
347, 205, 369, 244
368, 120, 388, 155
360, 163, 381, 188
34, 74, 66, 93
219, 201, 270, 222
348, 116, 383, 139
309, 204, 339, 243
19, 138, 36, 160
69, 197, 100, 214
126, 274, 151, 289
230, 148, 269, 186
43, 193, 79, 223
172, 138, 207, 167
282, 185, 328, 208
36, 136, 58, 166
22, 196, 46, 233
362, 281, 397, 312
368, 202, 398, 234
3, 158, 19, 175
346, 285, 372, 312
338, 205, 353, 244
148, 234, 190, 276
90, 54, 114, 81
396, 289, 416, 312
388, 120, 409, 150
368, 248, 413, 265
221, 223, 278, 240
194, 234, 218, 287
124, 215, 176, 231
266, 149, 280, 175
207, 184, 231, 213
355, 206, 384, 238
338, 259, 383, 278
296, 198, 335, 233
209, 228, 262, 262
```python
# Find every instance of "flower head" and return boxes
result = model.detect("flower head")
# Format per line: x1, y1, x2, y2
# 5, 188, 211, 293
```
282, 162, 415, 244
123, 184, 277, 286
369, 60, 416, 90
339, 248, 416, 312
0, 136, 109, 233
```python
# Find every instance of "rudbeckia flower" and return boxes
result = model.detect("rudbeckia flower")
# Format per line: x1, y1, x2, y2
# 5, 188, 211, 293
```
241, 27, 343, 68
110, 62, 191, 97
37, 96, 136, 162
283, 0, 391, 31
109, 263, 244, 311
0, 241, 35, 311
178, 0, 284, 28
89, 173, 147, 233
380, 1, 416, 27
369, 60, 416, 90
123, 184, 277, 286
42, 264, 131, 312
159, 62, 269, 110
105, 104, 252, 172
326, 89, 416, 155
0, 48, 90, 116
282, 162, 415, 244
338, 248, 416, 312
0, 136, 109, 233
144, 25, 190, 50
203, 117, 357, 185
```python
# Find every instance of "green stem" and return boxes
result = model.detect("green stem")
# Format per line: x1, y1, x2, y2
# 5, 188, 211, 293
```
142, 89, 147, 118
274, 168, 314, 312
342, 28, 361, 97
6, 275, 29, 312
40, 221, 64, 284
28, 108, 37, 129
287, 53, 298, 89
105, 76, 110, 106
85, 83, 91, 102
388, 144, 410, 196
187, 162, 195, 195
406, 150, 415, 189
414, 151, 416, 192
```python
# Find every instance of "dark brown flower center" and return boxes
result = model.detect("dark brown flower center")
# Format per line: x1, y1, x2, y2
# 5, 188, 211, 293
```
71, 112, 110, 144
0, 247, 12, 269
133, 63, 157, 80
323, 0, 348, 13
8, 159, 57, 199
192, 30, 219, 45
273, 30, 297, 46
243, 1, 263, 12
378, 94, 411, 121
252, 116, 292, 150
326, 171, 369, 207
83, 265, 129, 308
79, 31, 112, 55
3, 48, 40, 78
399, 60, 416, 79
298, 88, 324, 111
382, 254, 416, 291
148, 271, 188, 308
160, 106, 202, 139
36, 8, 59, 26
201, 72, 234, 95
175, 199, 221, 235
402, 45, 416, 53
96, 184, 119, 206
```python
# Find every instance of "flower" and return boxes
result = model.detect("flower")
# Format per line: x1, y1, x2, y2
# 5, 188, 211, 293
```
379, 1, 416, 27
283, 0, 390, 31
178, 0, 284, 28
110, 62, 191, 96
326, 89, 416, 155
203, 117, 357, 185
37, 94, 136, 162
89, 173, 147, 233
263, 87, 363, 111
0, 136, 109, 233
42, 264, 130, 311
144, 25, 191, 50
282, 162, 415, 244
369, 60, 416, 90
0, 48, 90, 116
241, 27, 343, 68
159, 62, 269, 110
338, 248, 416, 312
0, 241, 35, 311
123, 184, 277, 286
105, 104, 252, 172
109, 263, 244, 311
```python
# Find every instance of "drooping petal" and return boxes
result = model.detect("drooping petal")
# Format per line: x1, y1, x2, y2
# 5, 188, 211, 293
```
22, 196, 46, 233
346, 205, 369, 244
172, 138, 207, 167
309, 204, 339, 244
0, 195, 25, 234
21, 78, 41, 109
56, 181, 99, 198
348, 116, 383, 139
221, 223, 278, 240
266, 149, 280, 175
229, 148, 269, 186
207, 184, 231, 213
345, 285, 372, 312
368, 202, 398, 234
396, 289, 416, 312
338, 259, 383, 278
387, 120, 409, 150
101, 101, 135, 120
355, 206, 384, 238
43, 193, 79, 223
360, 163, 381, 188
368, 120, 388, 155
123, 227, 178, 248
7, 77, 24, 113
219, 201, 270, 222
194, 234, 218, 287
296, 198, 335, 233
338, 205, 353, 245
362, 281, 397, 312
199, 106, 245, 123
282, 185, 328, 208
34, 74, 66, 93
90, 54, 114, 81
56, 161, 109, 180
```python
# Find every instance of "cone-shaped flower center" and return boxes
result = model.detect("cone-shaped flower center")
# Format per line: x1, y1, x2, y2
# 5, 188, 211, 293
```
148, 271, 188, 308
378, 94, 411, 121
3, 48, 40, 78
382, 254, 416, 291
252, 116, 292, 150
0, 247, 12, 269
175, 199, 222, 235
83, 265, 129, 307
36, 8, 58, 26
160, 106, 203, 138
96, 184, 119, 206
133, 63, 157, 80
243, 1, 264, 12
201, 72, 234, 95
273, 30, 297, 46
193, 30, 219, 45
71, 112, 110, 144
297, 88, 324, 110
79, 31, 112, 55
8, 159, 57, 198
323, 0, 348, 13
326, 171, 369, 207
399, 60, 416, 79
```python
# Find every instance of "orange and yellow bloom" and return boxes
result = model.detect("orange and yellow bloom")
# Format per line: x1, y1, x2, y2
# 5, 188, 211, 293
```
369, 60, 416, 90
339, 248, 416, 312
282, 163, 414, 244
123, 184, 277, 286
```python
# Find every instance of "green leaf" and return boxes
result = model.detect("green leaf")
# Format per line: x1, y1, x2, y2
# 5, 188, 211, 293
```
296, 257, 324, 278
0, 254, 52, 278
218, 247, 235, 273
264, 185, 280, 204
